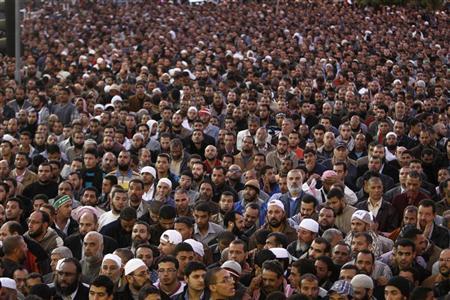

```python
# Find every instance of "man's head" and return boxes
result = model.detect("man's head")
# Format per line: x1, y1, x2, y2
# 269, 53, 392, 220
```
158, 229, 182, 256
100, 254, 123, 284
27, 210, 50, 240
55, 258, 82, 296
438, 248, 450, 277
228, 239, 247, 265
89, 275, 114, 300
157, 256, 179, 288
393, 239, 416, 270
332, 241, 351, 266
327, 188, 346, 215
418, 199, 436, 229
385, 276, 411, 300
355, 249, 375, 276
308, 237, 331, 260
83, 231, 104, 263
351, 232, 373, 256
124, 258, 150, 292
184, 261, 207, 293
299, 273, 319, 299
351, 210, 372, 233
261, 260, 284, 294
205, 268, 235, 299
266, 200, 286, 228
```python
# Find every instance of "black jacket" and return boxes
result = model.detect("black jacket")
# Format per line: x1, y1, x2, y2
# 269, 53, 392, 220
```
99, 220, 132, 248
64, 233, 118, 260
52, 282, 89, 300
430, 223, 450, 250
355, 200, 399, 232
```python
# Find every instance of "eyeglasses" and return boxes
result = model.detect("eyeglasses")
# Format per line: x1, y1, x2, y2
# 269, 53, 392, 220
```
213, 276, 234, 284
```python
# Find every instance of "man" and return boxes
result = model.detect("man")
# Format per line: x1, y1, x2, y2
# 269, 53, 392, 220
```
211, 191, 235, 225
99, 254, 123, 287
174, 188, 193, 218
98, 188, 128, 230
205, 268, 236, 300
106, 150, 141, 190
350, 274, 375, 300
88, 275, 114, 300
100, 207, 137, 248
24, 210, 63, 256
392, 171, 430, 216
345, 210, 392, 257
1, 235, 28, 277
211, 166, 237, 202
53, 258, 89, 300
387, 239, 430, 282
149, 205, 176, 246
417, 199, 449, 250
327, 188, 357, 234
22, 162, 58, 200
298, 273, 321, 299
249, 200, 297, 250
234, 179, 266, 225
332, 241, 352, 267
10, 152, 38, 189
318, 206, 337, 235
127, 179, 150, 219
52, 195, 79, 237
81, 148, 104, 193
141, 166, 156, 202
192, 201, 224, 245
279, 169, 307, 218
131, 221, 151, 251
234, 135, 257, 172
287, 218, 318, 258
355, 176, 399, 232
81, 231, 104, 284
155, 153, 178, 188
203, 145, 221, 175
266, 136, 299, 171
384, 276, 411, 300
228, 239, 251, 282
155, 255, 185, 298
248, 259, 293, 299
13, 267, 28, 296
51, 87, 78, 125
304, 148, 327, 179
72, 187, 105, 217
118, 258, 151, 299
64, 211, 118, 260
422, 249, 450, 296
176, 261, 207, 300
158, 229, 183, 256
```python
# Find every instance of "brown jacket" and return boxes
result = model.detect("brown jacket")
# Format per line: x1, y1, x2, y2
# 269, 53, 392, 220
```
10, 168, 38, 189
248, 221, 297, 250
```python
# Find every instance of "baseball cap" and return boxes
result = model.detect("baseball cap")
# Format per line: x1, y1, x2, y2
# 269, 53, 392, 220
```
329, 280, 353, 296
268, 199, 285, 212
351, 210, 373, 224
244, 179, 260, 191
335, 142, 347, 149
160, 230, 182, 244
185, 239, 204, 257
221, 260, 242, 277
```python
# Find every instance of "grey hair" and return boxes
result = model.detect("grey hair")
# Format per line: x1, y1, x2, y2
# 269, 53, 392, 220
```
322, 228, 343, 244
51, 246, 73, 258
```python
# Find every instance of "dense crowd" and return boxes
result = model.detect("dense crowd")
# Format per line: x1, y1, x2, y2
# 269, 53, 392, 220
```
0, 0, 447, 299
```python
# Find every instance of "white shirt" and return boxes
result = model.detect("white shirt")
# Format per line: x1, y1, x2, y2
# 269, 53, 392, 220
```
368, 198, 382, 218
98, 211, 119, 231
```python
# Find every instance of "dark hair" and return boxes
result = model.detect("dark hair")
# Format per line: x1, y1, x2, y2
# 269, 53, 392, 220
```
356, 249, 375, 264
91, 275, 114, 296
255, 229, 271, 245
315, 255, 334, 273
138, 284, 161, 300
267, 232, 289, 248
291, 259, 316, 276
341, 264, 358, 272
157, 255, 179, 270
184, 261, 206, 278
223, 211, 242, 228
301, 194, 318, 208
159, 205, 176, 219
6, 197, 23, 210
394, 238, 416, 252
410, 287, 432, 300
194, 201, 211, 214
354, 232, 373, 244
174, 242, 194, 257
29, 283, 53, 300
104, 175, 118, 186
84, 148, 98, 158
120, 207, 137, 221
399, 266, 419, 283
327, 187, 344, 199
129, 178, 145, 189
174, 216, 194, 227
313, 237, 331, 255
418, 199, 436, 214
262, 260, 284, 278
59, 257, 82, 275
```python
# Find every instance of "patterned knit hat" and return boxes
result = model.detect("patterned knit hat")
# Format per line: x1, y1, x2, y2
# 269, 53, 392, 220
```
51, 195, 72, 210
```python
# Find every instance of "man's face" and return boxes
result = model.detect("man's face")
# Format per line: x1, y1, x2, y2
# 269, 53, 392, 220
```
132, 224, 149, 243
300, 279, 319, 299
367, 179, 383, 201
300, 202, 315, 218
244, 208, 259, 228
56, 262, 79, 296
384, 285, 404, 300
174, 192, 190, 212
157, 262, 177, 286
228, 243, 246, 264
83, 234, 101, 258
212, 169, 225, 186
136, 247, 154, 269
129, 265, 150, 291
89, 285, 112, 300
219, 195, 234, 213
128, 182, 144, 206
318, 208, 335, 229
5, 201, 22, 221
394, 245, 415, 269
111, 192, 128, 213
356, 253, 374, 275
308, 241, 327, 260
351, 236, 370, 255
351, 219, 367, 233
82, 190, 97, 206
332, 244, 351, 265
27, 212, 45, 239
210, 269, 235, 298
439, 250, 450, 277
262, 269, 282, 294
327, 197, 344, 215
418, 205, 434, 228
186, 269, 206, 292
38, 165, 52, 182
406, 176, 421, 194
100, 259, 122, 284
193, 210, 209, 227
174, 222, 192, 240
266, 206, 284, 227
339, 269, 357, 282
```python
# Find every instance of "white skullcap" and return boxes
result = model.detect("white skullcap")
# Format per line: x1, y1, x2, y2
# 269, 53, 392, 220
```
269, 247, 289, 259
158, 178, 172, 189
111, 95, 123, 105
185, 239, 204, 256
386, 132, 397, 139
299, 218, 319, 233
351, 274, 374, 289
140, 166, 156, 178
103, 254, 122, 267
267, 199, 285, 212
124, 258, 147, 276
352, 210, 372, 224
0, 278, 16, 289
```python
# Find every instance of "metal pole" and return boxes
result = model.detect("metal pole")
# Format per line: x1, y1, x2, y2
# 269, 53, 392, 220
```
14, 0, 20, 84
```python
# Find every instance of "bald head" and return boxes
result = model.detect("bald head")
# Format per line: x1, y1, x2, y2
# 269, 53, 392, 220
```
79, 211, 98, 236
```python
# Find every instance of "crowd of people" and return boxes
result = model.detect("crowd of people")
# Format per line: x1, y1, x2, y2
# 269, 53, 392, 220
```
0, 0, 447, 299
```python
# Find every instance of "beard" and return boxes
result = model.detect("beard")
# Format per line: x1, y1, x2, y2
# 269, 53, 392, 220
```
118, 163, 129, 171
268, 218, 282, 227
386, 144, 397, 151
74, 142, 84, 149
440, 266, 450, 277
56, 279, 79, 296
288, 184, 301, 195
28, 227, 44, 239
